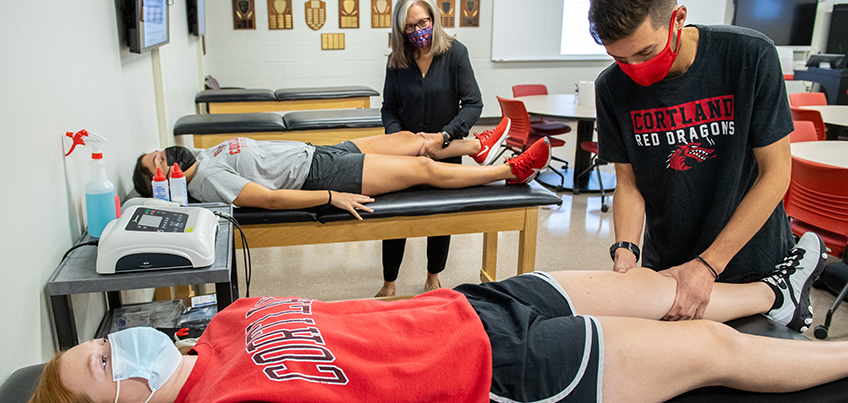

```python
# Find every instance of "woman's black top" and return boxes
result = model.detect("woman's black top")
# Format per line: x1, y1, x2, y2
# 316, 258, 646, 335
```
381, 40, 483, 140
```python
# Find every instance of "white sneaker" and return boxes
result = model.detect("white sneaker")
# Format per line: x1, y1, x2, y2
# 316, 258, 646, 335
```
763, 232, 827, 333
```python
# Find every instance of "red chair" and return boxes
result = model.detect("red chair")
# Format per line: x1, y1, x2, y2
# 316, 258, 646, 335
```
512, 84, 548, 97
511, 84, 573, 139
784, 155, 848, 338
789, 120, 819, 143
573, 141, 609, 212
790, 107, 827, 141
784, 156, 848, 259
788, 92, 828, 106
497, 96, 570, 190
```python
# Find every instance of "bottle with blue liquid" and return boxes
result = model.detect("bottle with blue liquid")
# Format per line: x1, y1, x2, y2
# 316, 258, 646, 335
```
65, 130, 118, 238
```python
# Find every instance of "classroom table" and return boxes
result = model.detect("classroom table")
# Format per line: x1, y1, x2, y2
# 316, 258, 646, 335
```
798, 105, 848, 140
520, 94, 616, 193
797, 105, 848, 126
791, 140, 848, 169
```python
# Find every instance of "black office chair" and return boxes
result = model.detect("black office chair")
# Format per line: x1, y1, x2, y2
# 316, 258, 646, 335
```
813, 261, 848, 339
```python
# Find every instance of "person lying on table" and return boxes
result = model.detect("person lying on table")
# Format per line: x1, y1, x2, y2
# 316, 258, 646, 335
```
132, 119, 532, 220
30, 232, 840, 403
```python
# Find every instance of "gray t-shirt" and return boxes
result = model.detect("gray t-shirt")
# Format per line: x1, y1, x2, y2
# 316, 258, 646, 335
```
188, 137, 315, 204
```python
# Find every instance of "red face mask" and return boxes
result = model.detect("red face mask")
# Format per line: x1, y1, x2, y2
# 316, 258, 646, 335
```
616, 9, 682, 87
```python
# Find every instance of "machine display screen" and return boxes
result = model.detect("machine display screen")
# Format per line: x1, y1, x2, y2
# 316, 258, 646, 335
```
125, 209, 188, 232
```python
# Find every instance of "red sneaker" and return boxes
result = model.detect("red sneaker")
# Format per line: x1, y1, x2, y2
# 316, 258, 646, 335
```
506, 137, 551, 184
472, 117, 511, 165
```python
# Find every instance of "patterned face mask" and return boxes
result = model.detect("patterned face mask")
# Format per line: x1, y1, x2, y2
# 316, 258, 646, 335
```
406, 25, 433, 49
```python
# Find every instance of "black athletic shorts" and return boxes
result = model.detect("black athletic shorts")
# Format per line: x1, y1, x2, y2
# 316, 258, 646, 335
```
301, 141, 364, 194
455, 272, 604, 403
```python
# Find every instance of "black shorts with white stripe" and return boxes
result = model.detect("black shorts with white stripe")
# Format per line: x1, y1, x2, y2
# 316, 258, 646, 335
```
455, 272, 604, 403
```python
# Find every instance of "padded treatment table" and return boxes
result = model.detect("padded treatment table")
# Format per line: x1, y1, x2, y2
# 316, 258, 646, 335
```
196, 85, 379, 114
174, 109, 384, 148
174, 112, 287, 148
282, 108, 384, 144
5, 317, 848, 402
232, 184, 562, 282
0, 364, 43, 403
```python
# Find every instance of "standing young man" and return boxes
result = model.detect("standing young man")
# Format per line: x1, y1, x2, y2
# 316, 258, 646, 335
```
590, 0, 796, 323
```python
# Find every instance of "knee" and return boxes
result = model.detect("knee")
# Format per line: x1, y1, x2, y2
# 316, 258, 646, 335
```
395, 131, 426, 155
696, 320, 746, 359
402, 156, 440, 183
694, 320, 749, 379
416, 156, 439, 173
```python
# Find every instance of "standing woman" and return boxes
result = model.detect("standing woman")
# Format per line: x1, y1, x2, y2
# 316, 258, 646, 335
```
378, 0, 483, 297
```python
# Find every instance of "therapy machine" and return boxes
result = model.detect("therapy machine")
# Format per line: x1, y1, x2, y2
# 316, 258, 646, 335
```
96, 204, 219, 274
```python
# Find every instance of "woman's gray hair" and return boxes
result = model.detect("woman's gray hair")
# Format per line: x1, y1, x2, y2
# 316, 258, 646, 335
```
387, 0, 455, 69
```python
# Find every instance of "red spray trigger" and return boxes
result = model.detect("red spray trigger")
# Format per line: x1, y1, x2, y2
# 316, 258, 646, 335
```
64, 129, 89, 156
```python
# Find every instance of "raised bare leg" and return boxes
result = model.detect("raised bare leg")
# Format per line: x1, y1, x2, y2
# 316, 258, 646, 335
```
360, 154, 513, 195
351, 131, 480, 158
548, 268, 774, 322
599, 316, 848, 402
360, 137, 550, 195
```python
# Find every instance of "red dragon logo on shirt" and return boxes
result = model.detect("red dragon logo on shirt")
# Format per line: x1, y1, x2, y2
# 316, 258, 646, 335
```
667, 143, 716, 171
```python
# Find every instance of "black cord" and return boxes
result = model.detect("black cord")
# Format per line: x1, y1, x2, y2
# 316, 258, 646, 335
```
214, 212, 251, 298
61, 240, 99, 262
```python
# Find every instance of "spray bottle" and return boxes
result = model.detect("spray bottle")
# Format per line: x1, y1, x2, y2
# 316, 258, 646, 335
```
169, 163, 189, 206
65, 129, 118, 238
152, 167, 171, 201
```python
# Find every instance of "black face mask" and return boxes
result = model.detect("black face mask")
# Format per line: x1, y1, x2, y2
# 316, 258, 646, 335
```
165, 146, 197, 172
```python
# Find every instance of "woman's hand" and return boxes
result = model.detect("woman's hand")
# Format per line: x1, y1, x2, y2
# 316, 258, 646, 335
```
329, 191, 375, 220
417, 132, 445, 158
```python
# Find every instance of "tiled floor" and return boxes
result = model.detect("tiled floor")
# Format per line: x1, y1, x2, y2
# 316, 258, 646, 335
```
236, 122, 848, 342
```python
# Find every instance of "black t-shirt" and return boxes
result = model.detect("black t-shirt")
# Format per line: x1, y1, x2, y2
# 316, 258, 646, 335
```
596, 25, 794, 282
381, 40, 483, 139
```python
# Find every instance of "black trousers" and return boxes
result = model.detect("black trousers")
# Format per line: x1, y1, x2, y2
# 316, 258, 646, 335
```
380, 155, 461, 282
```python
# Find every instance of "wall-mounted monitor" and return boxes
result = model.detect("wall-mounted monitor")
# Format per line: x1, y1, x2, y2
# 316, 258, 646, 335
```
187, 0, 206, 36
732, 0, 817, 47
126, 0, 170, 53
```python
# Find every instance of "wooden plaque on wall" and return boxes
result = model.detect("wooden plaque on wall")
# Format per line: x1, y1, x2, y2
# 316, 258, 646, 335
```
305, 0, 327, 30
268, 0, 293, 29
371, 0, 392, 28
339, 0, 360, 28
322, 33, 346, 49
440, 0, 455, 28
233, 0, 256, 30
460, 0, 479, 27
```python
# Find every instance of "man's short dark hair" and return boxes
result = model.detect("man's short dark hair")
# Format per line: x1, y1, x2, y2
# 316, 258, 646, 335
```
588, 0, 677, 44
133, 153, 154, 198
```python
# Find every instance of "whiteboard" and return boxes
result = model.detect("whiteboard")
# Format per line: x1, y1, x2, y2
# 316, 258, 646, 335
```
491, 0, 728, 62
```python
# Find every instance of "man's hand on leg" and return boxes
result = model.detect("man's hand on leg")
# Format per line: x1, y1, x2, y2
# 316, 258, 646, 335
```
660, 260, 716, 320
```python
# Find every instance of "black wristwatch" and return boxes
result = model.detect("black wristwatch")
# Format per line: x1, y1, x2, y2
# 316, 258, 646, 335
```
440, 131, 452, 148
610, 241, 640, 262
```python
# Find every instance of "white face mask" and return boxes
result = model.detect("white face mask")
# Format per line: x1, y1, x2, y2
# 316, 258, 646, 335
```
108, 327, 182, 403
